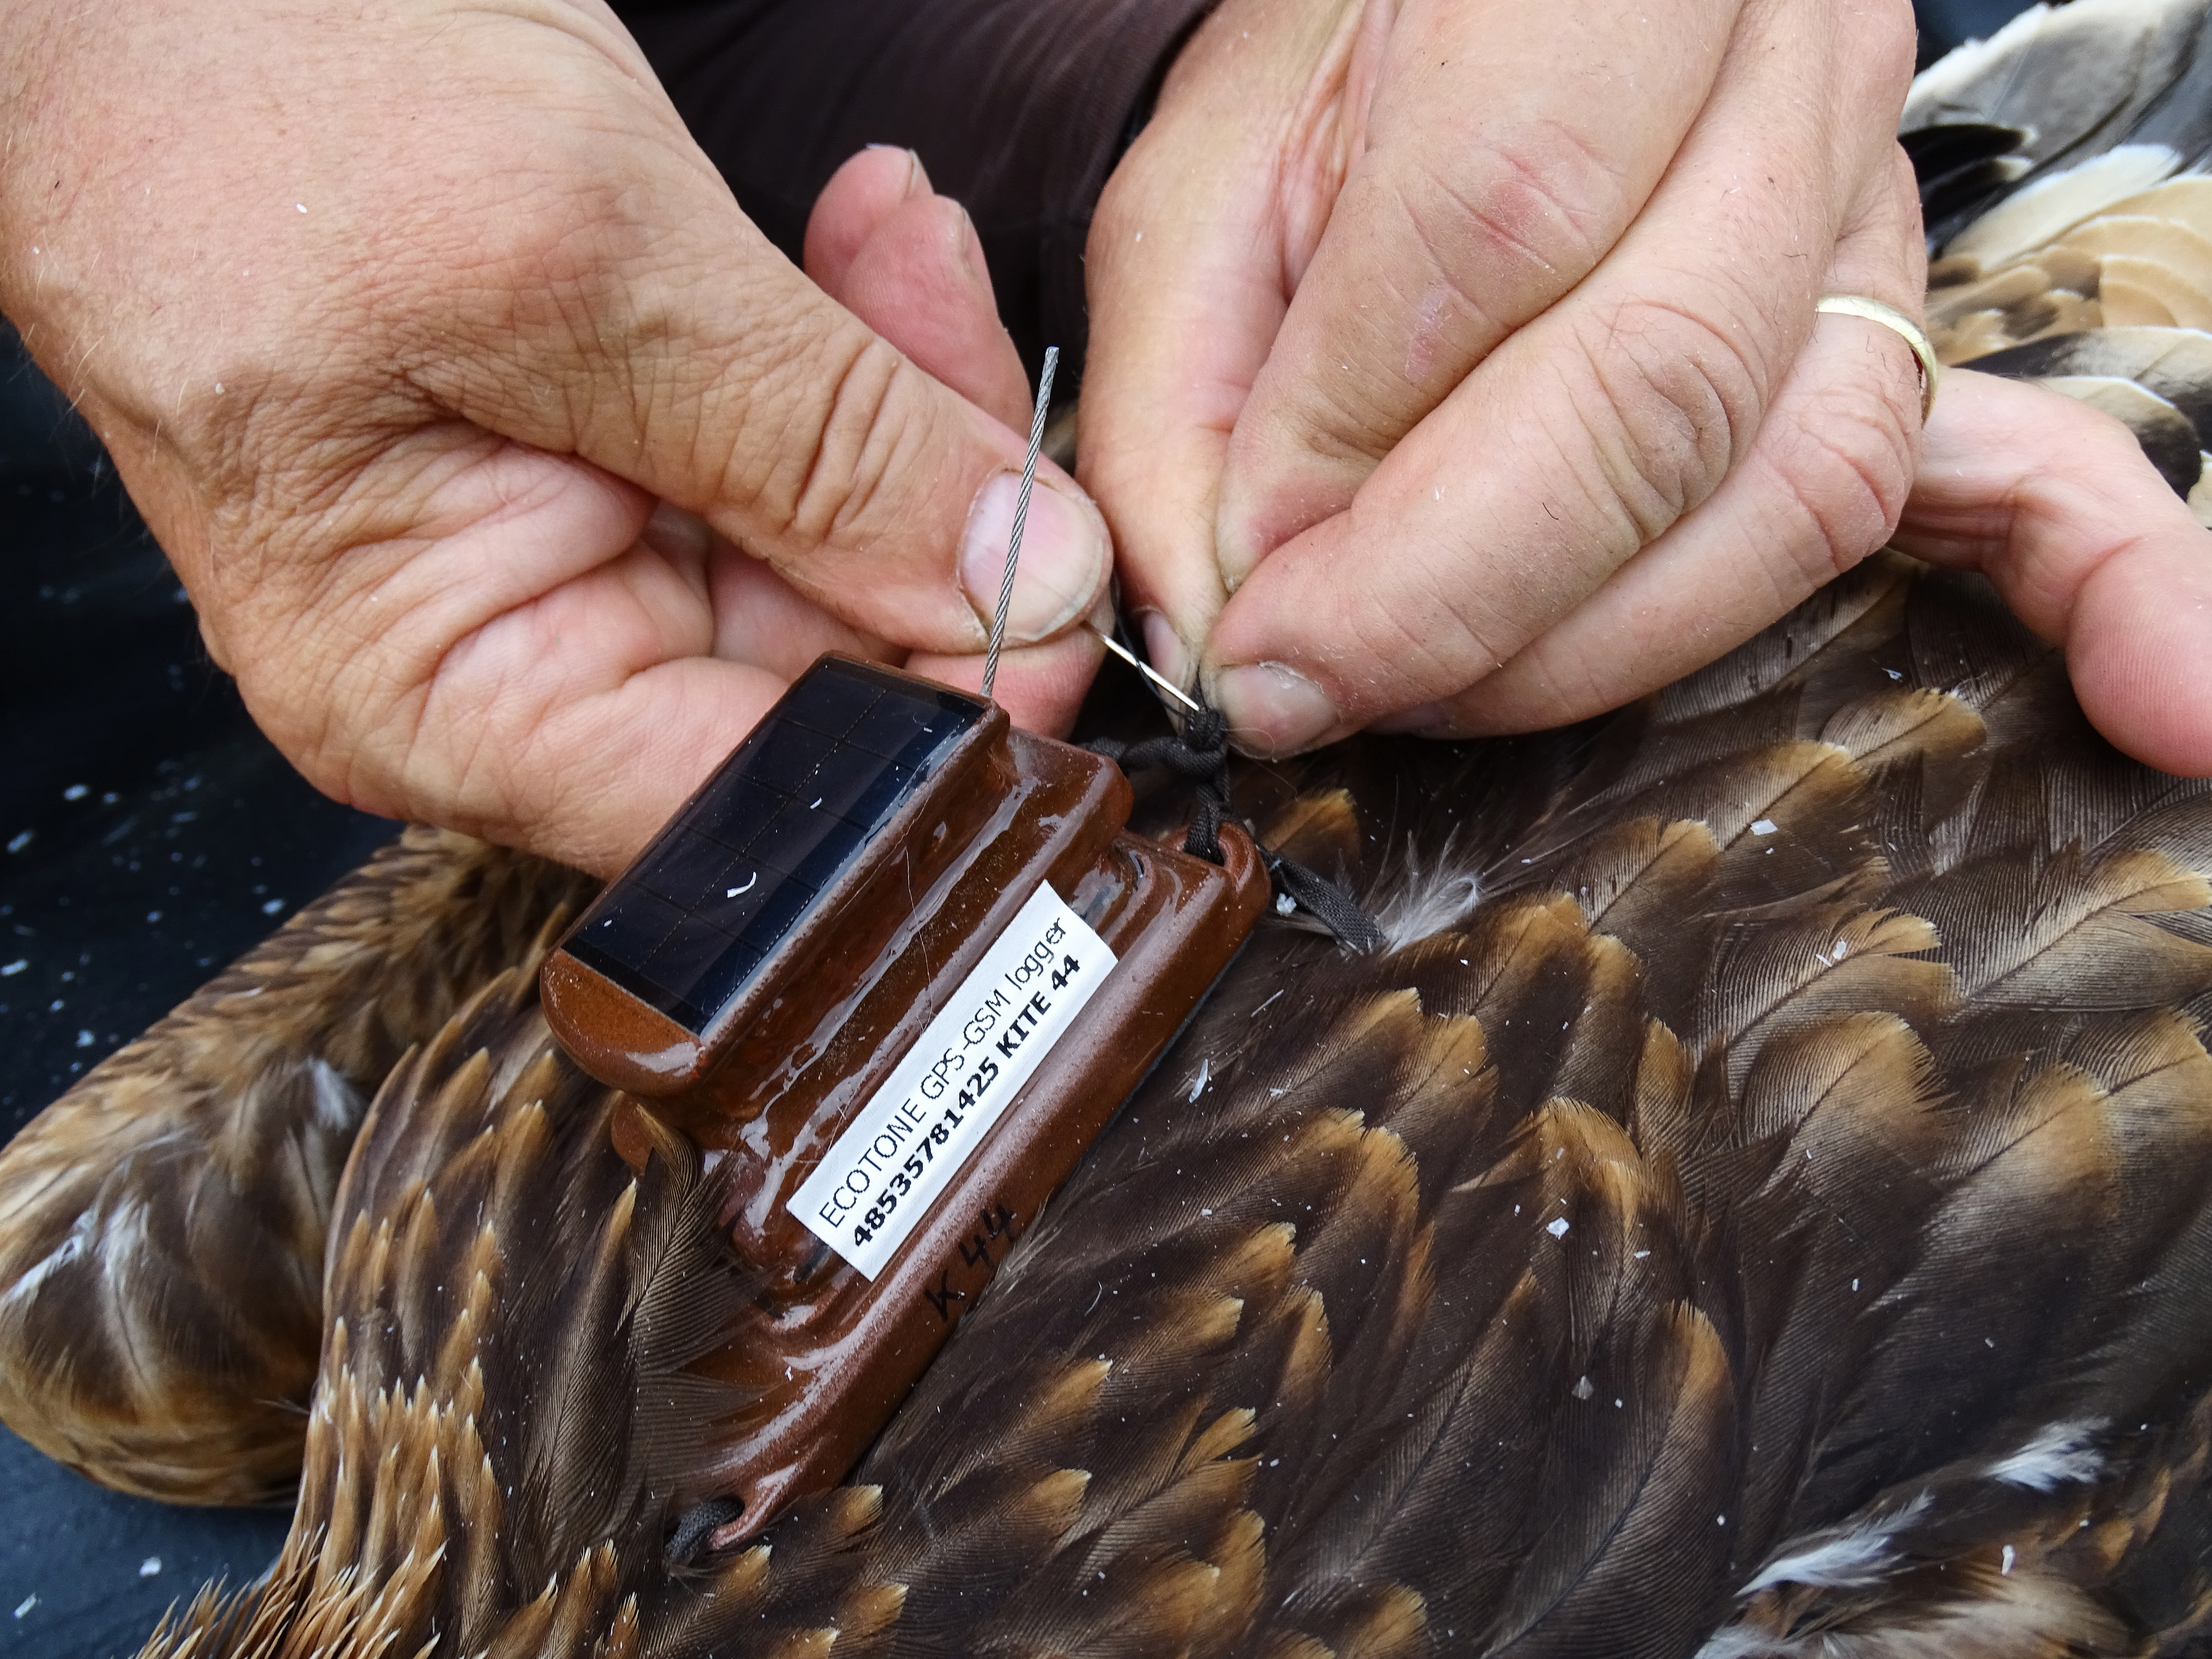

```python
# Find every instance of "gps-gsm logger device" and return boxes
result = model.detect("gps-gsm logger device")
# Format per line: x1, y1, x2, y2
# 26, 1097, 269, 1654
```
542, 652, 1266, 1542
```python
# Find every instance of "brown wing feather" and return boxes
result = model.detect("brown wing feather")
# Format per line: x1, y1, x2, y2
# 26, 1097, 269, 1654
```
0, 826, 594, 1503
107, 559, 2212, 1659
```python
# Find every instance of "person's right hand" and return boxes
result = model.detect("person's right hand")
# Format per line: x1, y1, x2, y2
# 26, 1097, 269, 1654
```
0, 0, 1110, 877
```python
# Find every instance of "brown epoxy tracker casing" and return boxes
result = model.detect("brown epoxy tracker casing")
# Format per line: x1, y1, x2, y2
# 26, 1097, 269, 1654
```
541, 654, 1267, 1542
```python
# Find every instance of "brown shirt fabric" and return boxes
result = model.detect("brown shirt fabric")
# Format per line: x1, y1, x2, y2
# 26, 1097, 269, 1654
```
619, 0, 1219, 387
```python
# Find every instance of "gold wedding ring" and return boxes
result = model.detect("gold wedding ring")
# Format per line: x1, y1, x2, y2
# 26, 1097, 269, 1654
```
1816, 294, 1940, 423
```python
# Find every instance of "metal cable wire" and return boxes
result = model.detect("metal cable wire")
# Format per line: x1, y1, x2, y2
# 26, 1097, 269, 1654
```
979, 345, 1059, 703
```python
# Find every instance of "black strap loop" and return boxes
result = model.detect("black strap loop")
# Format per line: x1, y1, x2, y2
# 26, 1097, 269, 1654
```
1087, 704, 1383, 952
666, 1494, 746, 1566
1266, 850, 1386, 954
1086, 705, 1230, 864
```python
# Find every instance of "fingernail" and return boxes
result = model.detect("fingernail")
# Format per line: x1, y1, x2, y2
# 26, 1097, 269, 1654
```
960, 472, 1110, 643
864, 143, 929, 199
956, 206, 994, 296
1370, 702, 1448, 736
1212, 662, 1339, 756
640, 500, 713, 562
1136, 609, 1193, 694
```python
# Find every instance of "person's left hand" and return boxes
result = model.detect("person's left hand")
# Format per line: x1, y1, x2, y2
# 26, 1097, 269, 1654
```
1079, 0, 1926, 754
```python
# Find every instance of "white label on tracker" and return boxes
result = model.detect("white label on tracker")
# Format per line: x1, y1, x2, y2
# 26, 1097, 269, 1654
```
792, 882, 1116, 1278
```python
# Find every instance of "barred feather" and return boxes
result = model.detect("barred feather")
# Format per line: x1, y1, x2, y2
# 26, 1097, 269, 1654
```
0, 827, 594, 1502
106, 554, 2212, 1659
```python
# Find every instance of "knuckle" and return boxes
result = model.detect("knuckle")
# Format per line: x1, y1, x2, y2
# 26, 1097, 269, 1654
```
728, 323, 923, 552
1339, 585, 1476, 710
455, 172, 637, 309
1764, 376, 1918, 585
1395, 122, 1622, 320
1854, 0, 1920, 104
1337, 532, 1517, 703
1564, 293, 1767, 541
396, 174, 669, 442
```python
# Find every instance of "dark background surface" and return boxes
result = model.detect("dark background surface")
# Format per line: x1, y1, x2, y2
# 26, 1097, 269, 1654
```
0, 2, 2026, 1650
1917, 0, 2046, 63
0, 329, 392, 1653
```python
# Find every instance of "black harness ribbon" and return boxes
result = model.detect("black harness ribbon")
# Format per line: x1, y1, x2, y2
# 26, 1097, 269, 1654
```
1088, 707, 1384, 954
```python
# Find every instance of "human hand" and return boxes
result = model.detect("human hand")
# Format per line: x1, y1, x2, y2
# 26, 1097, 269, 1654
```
0, 0, 1109, 877
1890, 370, 2212, 777
1079, 0, 1926, 754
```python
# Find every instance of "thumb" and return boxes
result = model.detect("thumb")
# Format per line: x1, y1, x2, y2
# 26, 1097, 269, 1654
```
412, 173, 1112, 659
1892, 367, 2212, 776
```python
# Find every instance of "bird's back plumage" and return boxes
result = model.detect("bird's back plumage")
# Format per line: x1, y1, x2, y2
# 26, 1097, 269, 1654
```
128, 553, 2212, 1659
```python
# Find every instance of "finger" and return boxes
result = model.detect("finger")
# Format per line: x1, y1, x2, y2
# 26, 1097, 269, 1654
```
1211, 0, 1740, 585
401, 146, 1111, 660
813, 151, 1098, 728
804, 146, 930, 297
832, 193, 1031, 432
1202, 0, 1920, 754
233, 439, 757, 876
634, 503, 891, 677
1385, 152, 1929, 733
907, 619, 1110, 740
1891, 368, 2212, 776
1076, 0, 1361, 693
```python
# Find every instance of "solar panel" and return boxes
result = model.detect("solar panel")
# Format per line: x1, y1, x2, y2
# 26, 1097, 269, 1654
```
565, 659, 985, 1033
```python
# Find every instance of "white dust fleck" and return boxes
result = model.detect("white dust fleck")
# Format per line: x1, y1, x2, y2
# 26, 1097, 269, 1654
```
61, 785, 85, 801
13, 1595, 32, 1618
74, 1030, 93, 1048
262, 899, 284, 915
1749, 819, 1778, 836
1572, 1375, 1594, 1400
6, 831, 29, 854
1187, 1058, 1211, 1101
1546, 1217, 1571, 1239
1275, 891, 1295, 916
2001, 1544, 2016, 1575
140, 1557, 161, 1577
0, 961, 22, 977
